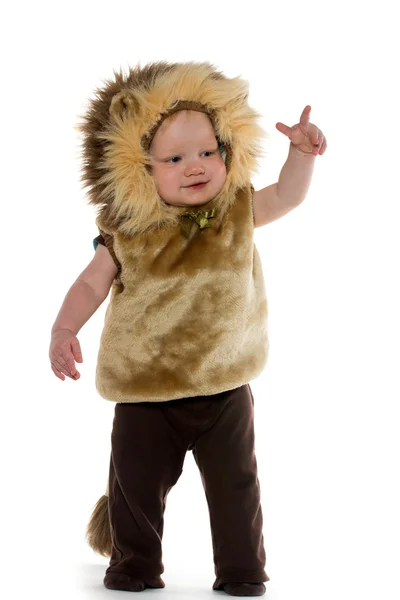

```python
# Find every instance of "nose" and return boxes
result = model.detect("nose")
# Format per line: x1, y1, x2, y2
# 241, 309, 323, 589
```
184, 160, 205, 176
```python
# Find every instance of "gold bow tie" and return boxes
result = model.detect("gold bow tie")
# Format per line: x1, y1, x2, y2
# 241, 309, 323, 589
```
180, 208, 216, 238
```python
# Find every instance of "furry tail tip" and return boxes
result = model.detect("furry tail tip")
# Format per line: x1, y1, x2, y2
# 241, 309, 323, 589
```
85, 495, 112, 557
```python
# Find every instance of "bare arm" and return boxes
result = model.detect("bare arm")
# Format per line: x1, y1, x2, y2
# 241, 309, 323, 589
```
50, 244, 118, 380
51, 244, 118, 336
253, 143, 316, 228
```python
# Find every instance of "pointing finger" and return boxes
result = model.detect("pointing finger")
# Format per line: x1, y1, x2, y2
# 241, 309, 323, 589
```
299, 105, 311, 127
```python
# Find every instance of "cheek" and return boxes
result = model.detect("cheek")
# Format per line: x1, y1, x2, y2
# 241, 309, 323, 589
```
216, 160, 227, 182
159, 171, 179, 189
151, 167, 175, 190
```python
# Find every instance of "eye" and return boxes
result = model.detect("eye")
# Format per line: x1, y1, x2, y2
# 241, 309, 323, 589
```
167, 156, 181, 163
202, 151, 215, 157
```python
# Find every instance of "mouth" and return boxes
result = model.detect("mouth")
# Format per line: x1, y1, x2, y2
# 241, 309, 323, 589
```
185, 181, 209, 190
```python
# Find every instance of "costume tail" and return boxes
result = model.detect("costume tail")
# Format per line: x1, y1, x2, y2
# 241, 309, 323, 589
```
85, 482, 112, 557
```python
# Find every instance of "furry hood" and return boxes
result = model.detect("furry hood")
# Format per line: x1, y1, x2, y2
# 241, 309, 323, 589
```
78, 61, 267, 236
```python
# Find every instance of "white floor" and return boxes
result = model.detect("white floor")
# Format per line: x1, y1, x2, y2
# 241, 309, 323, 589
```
75, 562, 270, 600
71, 556, 397, 600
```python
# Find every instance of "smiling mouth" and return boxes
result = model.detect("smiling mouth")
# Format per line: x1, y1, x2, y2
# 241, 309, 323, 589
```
185, 181, 209, 189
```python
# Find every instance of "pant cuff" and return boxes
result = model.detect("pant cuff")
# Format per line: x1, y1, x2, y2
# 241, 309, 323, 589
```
213, 570, 270, 590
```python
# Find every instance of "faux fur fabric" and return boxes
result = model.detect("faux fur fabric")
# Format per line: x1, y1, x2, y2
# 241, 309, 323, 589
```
95, 184, 269, 402
85, 494, 111, 557
77, 61, 267, 236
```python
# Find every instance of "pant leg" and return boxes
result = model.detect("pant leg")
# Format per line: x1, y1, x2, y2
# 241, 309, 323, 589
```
106, 401, 187, 581
192, 384, 270, 588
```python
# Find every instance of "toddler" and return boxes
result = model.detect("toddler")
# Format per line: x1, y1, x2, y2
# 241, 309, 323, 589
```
49, 60, 326, 596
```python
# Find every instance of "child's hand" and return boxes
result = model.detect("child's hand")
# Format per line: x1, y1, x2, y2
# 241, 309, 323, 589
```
49, 329, 83, 381
276, 105, 327, 156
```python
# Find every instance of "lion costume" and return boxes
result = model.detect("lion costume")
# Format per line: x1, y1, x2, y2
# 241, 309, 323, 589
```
78, 60, 270, 593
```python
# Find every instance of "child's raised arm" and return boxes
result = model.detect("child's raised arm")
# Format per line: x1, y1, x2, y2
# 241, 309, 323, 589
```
49, 245, 118, 381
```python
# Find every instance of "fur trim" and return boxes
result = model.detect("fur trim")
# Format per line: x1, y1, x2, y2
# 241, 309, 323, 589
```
77, 61, 267, 236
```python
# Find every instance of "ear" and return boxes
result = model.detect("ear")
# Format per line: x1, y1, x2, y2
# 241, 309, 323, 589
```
109, 90, 139, 120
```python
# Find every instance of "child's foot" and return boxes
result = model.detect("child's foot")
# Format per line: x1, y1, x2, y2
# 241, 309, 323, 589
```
223, 582, 266, 596
103, 572, 165, 592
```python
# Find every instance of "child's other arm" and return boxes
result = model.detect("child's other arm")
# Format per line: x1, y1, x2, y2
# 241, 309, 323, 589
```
51, 244, 118, 335
49, 245, 118, 380
253, 105, 327, 228
253, 144, 316, 228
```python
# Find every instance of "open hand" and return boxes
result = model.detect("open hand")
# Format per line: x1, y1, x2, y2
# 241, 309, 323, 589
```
276, 105, 327, 156
50, 329, 83, 381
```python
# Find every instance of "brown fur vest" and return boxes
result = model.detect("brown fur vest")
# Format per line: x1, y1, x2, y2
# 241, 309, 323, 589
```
95, 182, 268, 402
78, 61, 269, 403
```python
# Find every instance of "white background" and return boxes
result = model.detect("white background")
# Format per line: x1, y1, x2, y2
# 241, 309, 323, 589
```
1, 1, 399, 599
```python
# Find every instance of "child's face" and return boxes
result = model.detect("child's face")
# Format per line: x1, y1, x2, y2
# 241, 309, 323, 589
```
149, 110, 227, 207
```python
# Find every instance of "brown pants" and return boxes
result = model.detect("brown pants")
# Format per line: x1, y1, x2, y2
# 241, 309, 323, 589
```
105, 383, 270, 589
